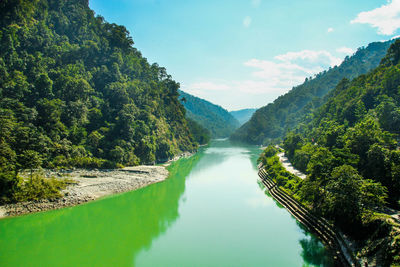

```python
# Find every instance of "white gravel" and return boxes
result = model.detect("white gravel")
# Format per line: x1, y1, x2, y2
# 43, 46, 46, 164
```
277, 152, 307, 179
0, 166, 169, 218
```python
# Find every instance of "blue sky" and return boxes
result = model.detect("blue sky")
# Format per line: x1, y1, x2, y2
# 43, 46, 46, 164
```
89, 0, 400, 111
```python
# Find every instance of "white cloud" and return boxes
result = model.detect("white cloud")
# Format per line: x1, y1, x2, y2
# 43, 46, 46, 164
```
183, 49, 345, 109
274, 50, 341, 67
243, 50, 341, 93
243, 16, 252, 27
240, 50, 340, 91
251, 0, 261, 7
351, 0, 400, 35
243, 59, 310, 90
336, 46, 355, 55
327, 27, 334, 33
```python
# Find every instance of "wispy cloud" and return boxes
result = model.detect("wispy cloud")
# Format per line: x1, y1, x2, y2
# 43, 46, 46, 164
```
183, 48, 346, 109
243, 16, 252, 27
251, 0, 261, 7
185, 49, 342, 98
336, 47, 355, 55
274, 50, 341, 67
327, 27, 334, 33
351, 0, 400, 35
242, 50, 341, 94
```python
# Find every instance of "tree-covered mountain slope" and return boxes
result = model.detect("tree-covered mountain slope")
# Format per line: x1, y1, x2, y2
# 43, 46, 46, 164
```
179, 90, 239, 138
290, 40, 400, 206
231, 39, 396, 145
0, 0, 199, 201
269, 41, 400, 265
230, 108, 256, 126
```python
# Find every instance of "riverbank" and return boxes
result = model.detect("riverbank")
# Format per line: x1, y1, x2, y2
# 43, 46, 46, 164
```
258, 165, 356, 266
1, 139, 332, 266
259, 147, 400, 266
0, 166, 169, 218
0, 150, 197, 219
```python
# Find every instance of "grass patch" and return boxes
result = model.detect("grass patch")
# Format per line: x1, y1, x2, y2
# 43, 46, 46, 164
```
13, 173, 73, 202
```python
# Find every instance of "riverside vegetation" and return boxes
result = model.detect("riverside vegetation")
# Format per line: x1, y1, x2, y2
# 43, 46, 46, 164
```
0, 0, 212, 204
259, 40, 400, 266
2, 0, 400, 265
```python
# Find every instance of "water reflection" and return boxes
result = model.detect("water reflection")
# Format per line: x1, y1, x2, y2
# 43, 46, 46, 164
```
0, 139, 333, 267
298, 223, 334, 267
258, 165, 333, 267
229, 140, 262, 169
0, 153, 202, 267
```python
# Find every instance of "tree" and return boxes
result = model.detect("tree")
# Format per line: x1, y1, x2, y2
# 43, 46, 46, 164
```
307, 147, 336, 185
293, 149, 310, 173
109, 146, 124, 163
324, 165, 387, 229
283, 132, 303, 159
345, 117, 385, 165
18, 150, 42, 179
365, 144, 390, 184
376, 96, 400, 133
33, 73, 53, 100
263, 145, 278, 158
324, 165, 364, 227
0, 0, 202, 203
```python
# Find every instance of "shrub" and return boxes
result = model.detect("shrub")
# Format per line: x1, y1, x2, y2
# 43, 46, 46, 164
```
13, 173, 69, 202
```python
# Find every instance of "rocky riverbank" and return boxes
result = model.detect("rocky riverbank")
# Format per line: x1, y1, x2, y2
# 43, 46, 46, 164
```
0, 165, 169, 218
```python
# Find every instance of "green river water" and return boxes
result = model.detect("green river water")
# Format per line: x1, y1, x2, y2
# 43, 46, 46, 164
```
0, 139, 333, 266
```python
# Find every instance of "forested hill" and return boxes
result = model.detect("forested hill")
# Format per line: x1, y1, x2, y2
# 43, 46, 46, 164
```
0, 0, 199, 197
179, 90, 239, 138
230, 108, 256, 126
274, 40, 400, 265
295, 40, 400, 206
231, 39, 395, 145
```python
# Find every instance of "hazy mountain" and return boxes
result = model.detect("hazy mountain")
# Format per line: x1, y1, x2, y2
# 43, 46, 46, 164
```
179, 90, 239, 138
230, 109, 257, 126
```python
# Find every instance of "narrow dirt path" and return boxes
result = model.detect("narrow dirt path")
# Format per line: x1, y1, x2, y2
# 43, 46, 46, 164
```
275, 147, 400, 222
277, 152, 307, 179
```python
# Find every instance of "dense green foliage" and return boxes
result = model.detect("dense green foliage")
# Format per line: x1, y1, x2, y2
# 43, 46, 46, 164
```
286, 40, 400, 208
229, 108, 256, 126
231, 40, 395, 145
260, 40, 400, 265
179, 90, 239, 138
259, 148, 302, 196
0, 0, 199, 202
186, 118, 210, 145
259, 148, 399, 265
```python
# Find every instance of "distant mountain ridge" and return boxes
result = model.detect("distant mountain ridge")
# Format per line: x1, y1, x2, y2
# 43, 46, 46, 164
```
230, 108, 256, 126
179, 90, 239, 138
231, 39, 396, 145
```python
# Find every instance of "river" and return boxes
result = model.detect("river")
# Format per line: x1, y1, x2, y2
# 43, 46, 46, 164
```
0, 139, 333, 266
